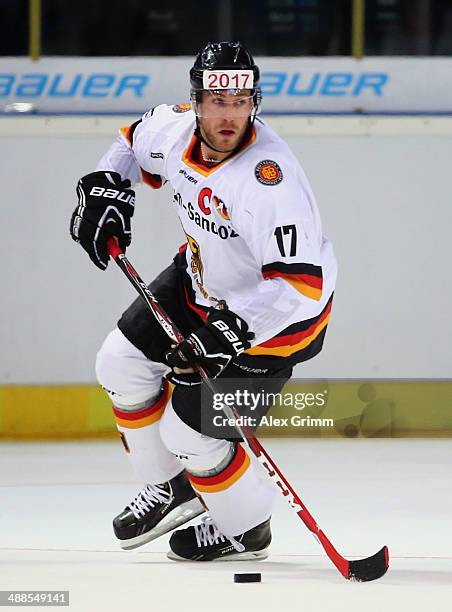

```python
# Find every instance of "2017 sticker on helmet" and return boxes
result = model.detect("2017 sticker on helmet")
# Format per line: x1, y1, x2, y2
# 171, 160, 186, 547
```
202, 70, 254, 90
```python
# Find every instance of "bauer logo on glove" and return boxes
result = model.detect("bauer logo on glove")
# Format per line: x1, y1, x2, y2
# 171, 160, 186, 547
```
88, 186, 135, 204
209, 319, 248, 354
70, 171, 135, 270
166, 306, 255, 382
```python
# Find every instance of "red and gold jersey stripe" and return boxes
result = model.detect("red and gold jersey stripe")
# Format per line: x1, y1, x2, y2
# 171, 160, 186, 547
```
184, 286, 209, 322
187, 444, 250, 494
141, 170, 163, 189
246, 296, 333, 358
112, 379, 171, 429
180, 261, 332, 360
119, 125, 135, 144
120, 125, 163, 190
262, 262, 323, 301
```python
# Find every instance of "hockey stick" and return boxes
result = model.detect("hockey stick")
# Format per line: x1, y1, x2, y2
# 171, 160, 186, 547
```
107, 237, 389, 582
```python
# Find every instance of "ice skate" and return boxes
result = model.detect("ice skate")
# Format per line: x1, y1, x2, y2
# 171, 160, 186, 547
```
167, 515, 271, 561
113, 471, 205, 550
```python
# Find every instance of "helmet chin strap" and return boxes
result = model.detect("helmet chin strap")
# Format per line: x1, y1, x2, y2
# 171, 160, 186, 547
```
195, 111, 258, 157
195, 123, 233, 154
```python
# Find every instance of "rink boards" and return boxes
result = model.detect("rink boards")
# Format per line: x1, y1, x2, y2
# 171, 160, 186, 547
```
1, 115, 451, 440
0, 380, 451, 439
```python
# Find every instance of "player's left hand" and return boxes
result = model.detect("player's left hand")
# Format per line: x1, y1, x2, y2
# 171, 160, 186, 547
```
165, 307, 254, 381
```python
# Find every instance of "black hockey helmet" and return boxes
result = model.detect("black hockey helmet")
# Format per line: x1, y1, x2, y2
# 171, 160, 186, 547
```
190, 41, 261, 109
190, 41, 260, 89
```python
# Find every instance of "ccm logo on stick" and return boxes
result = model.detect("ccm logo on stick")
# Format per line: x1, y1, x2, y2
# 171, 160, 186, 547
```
89, 187, 135, 204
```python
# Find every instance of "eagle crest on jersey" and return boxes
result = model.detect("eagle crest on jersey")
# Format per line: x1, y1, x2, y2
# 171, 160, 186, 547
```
254, 160, 283, 186
173, 104, 192, 113
186, 234, 204, 284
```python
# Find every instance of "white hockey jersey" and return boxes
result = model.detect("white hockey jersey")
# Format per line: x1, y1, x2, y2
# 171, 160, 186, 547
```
97, 104, 337, 369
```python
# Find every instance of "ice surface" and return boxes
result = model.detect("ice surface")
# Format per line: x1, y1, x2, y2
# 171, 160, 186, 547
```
1, 439, 451, 611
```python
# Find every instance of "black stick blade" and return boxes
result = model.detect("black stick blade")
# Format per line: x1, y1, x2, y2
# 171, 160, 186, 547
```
348, 546, 389, 582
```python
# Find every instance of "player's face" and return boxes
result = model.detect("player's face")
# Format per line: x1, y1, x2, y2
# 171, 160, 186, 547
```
197, 90, 254, 153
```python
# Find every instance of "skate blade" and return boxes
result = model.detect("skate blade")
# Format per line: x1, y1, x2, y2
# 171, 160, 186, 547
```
118, 498, 206, 550
167, 549, 269, 562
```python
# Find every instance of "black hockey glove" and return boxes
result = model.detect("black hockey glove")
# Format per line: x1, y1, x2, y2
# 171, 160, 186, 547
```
70, 171, 135, 270
166, 306, 254, 384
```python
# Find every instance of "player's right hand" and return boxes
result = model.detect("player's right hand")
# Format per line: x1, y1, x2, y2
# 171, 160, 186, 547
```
70, 171, 135, 270
165, 306, 254, 380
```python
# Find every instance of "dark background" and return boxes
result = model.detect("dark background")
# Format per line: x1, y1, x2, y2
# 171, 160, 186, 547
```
2, 0, 452, 56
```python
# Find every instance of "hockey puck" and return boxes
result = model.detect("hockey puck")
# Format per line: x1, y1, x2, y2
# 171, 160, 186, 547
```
234, 573, 261, 583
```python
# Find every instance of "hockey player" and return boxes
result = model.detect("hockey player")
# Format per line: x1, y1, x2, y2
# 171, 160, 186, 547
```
70, 42, 337, 561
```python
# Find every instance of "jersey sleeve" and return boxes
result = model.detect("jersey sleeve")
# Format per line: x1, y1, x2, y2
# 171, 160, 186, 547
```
96, 106, 167, 189
226, 160, 327, 344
